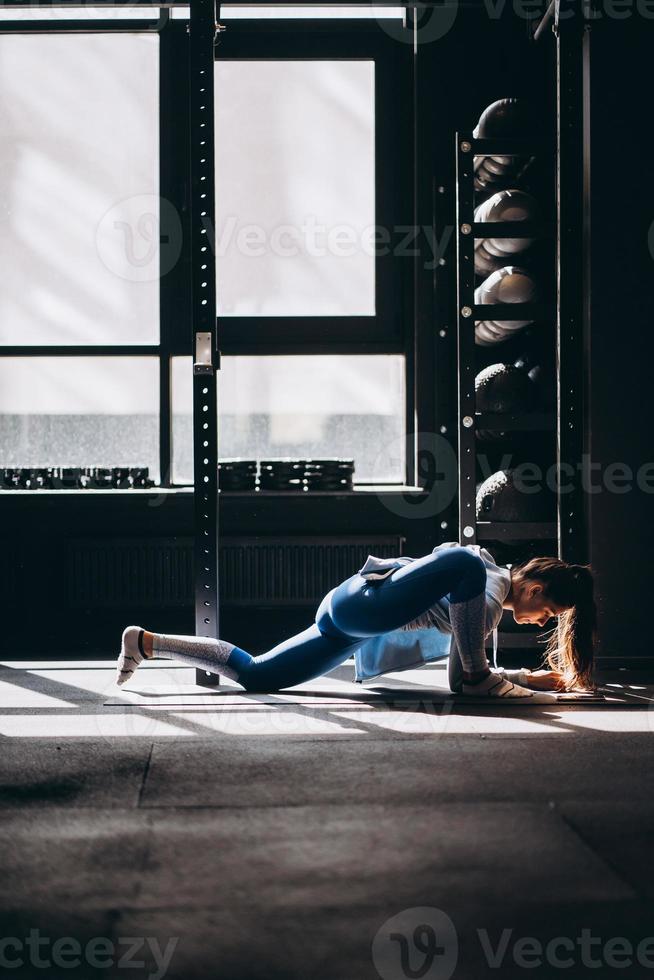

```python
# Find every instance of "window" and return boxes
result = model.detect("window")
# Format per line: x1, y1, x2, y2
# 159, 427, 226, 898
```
0, 32, 159, 346
0, 25, 164, 487
0, 357, 159, 477
210, 21, 412, 485
0, 15, 412, 492
172, 355, 405, 485
215, 59, 375, 318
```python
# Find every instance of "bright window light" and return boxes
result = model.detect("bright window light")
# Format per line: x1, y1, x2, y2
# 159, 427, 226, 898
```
0, 7, 161, 20
0, 32, 159, 345
219, 6, 405, 18
215, 60, 375, 317
172, 354, 406, 485
0, 357, 159, 479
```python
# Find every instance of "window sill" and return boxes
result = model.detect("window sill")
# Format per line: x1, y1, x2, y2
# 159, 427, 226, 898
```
0, 485, 426, 497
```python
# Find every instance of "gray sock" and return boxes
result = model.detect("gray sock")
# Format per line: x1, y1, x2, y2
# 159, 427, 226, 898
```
153, 633, 240, 681
448, 591, 489, 674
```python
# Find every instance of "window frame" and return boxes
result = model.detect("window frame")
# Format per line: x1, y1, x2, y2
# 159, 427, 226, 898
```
209, 21, 412, 354
0, 12, 174, 485
0, 12, 417, 489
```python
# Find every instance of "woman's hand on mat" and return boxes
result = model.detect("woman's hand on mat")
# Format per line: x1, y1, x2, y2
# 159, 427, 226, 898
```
525, 669, 567, 691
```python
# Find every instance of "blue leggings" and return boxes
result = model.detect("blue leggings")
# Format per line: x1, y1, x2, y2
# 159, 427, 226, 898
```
227, 547, 486, 691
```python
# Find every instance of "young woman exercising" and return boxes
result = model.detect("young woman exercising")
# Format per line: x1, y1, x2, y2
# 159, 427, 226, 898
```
116, 544, 597, 703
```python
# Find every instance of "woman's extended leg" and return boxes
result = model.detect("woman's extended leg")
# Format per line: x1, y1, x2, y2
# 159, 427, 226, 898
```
117, 546, 489, 691
116, 624, 360, 691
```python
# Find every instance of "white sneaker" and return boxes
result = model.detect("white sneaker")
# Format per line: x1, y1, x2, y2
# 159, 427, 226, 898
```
461, 673, 556, 704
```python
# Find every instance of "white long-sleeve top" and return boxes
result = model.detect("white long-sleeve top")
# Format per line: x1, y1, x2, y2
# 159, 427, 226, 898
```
354, 542, 512, 684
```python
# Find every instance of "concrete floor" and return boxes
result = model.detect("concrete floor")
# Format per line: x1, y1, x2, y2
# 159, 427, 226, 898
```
1, 658, 654, 980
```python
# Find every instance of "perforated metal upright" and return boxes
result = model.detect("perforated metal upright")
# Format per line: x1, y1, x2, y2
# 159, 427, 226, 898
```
455, 136, 477, 545
189, 0, 221, 686
556, 5, 589, 564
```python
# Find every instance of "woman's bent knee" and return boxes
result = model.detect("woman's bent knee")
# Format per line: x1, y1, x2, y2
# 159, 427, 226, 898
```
447, 548, 486, 601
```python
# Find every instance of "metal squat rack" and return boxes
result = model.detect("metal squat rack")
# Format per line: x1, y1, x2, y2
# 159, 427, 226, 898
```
189, 0, 221, 687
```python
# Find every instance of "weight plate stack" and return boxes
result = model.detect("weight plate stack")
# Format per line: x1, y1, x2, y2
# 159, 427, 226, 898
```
218, 459, 258, 492
259, 459, 308, 492
81, 468, 113, 489
129, 468, 153, 488
56, 468, 83, 489
303, 458, 355, 492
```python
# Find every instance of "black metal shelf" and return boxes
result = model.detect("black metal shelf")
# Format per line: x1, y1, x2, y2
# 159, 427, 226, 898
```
475, 412, 555, 431
468, 137, 550, 156
472, 221, 551, 238
476, 522, 557, 542
471, 303, 552, 321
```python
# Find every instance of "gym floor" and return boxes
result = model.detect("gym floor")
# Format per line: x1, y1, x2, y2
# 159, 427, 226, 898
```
1, 658, 653, 979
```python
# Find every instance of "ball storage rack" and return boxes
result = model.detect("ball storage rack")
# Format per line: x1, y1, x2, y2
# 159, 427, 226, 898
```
455, 132, 557, 550
455, 4, 589, 574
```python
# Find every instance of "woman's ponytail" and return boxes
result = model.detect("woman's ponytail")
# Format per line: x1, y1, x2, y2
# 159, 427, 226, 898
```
512, 557, 598, 690
545, 564, 597, 690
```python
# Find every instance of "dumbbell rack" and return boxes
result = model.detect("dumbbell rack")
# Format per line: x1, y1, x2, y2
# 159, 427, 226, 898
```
455, 132, 557, 551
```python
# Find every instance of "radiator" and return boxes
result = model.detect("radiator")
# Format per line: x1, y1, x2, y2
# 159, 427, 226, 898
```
219, 536, 404, 605
65, 535, 404, 608
66, 538, 193, 608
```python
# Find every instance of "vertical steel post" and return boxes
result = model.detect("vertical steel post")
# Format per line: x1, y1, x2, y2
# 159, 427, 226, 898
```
556, 1, 589, 564
455, 134, 477, 545
189, 0, 221, 686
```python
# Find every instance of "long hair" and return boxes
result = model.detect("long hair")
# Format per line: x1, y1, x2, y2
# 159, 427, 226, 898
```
511, 557, 597, 690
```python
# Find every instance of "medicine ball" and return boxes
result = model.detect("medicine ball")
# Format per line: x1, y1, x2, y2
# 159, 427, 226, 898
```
476, 469, 554, 522
475, 362, 538, 413
474, 189, 538, 276
473, 98, 531, 193
474, 98, 532, 138
475, 266, 539, 346
475, 362, 541, 442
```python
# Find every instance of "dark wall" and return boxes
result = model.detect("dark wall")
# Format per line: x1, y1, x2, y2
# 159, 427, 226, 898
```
587, 17, 654, 660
